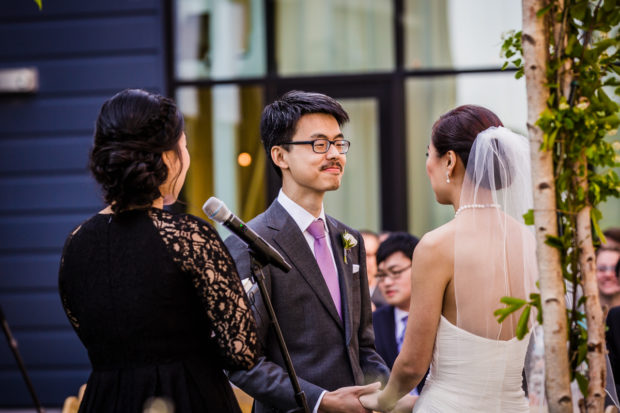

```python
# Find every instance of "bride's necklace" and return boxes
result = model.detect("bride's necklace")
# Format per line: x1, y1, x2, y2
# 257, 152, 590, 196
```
454, 203, 500, 217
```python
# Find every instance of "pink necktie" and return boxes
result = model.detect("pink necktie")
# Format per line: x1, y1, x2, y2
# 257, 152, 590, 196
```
307, 219, 341, 318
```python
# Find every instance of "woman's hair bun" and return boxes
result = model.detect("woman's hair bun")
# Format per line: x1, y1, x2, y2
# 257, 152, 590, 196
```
89, 89, 184, 213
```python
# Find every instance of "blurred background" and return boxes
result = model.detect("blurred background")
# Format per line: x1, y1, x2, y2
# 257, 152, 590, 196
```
0, 0, 618, 409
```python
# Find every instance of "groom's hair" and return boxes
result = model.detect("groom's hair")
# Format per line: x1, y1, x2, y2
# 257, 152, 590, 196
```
260, 90, 349, 177
376, 232, 419, 266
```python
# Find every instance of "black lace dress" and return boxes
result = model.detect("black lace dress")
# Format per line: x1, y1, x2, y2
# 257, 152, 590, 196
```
58, 208, 258, 413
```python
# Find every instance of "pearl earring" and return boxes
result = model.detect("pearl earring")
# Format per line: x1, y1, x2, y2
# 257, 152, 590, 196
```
446, 171, 451, 183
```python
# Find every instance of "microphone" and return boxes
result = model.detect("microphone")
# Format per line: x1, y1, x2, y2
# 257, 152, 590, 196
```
203, 197, 292, 272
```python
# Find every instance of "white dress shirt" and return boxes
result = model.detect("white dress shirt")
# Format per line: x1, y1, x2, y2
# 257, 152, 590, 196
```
393, 307, 418, 396
277, 189, 340, 412
277, 189, 339, 273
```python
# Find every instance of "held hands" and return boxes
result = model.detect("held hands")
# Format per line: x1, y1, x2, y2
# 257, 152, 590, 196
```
389, 395, 418, 413
318, 382, 381, 413
359, 391, 418, 413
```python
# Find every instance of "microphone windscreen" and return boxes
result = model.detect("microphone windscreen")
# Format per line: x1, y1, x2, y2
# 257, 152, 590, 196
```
203, 197, 231, 223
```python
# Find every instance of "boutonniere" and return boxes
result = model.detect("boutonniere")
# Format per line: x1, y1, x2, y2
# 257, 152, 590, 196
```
341, 231, 357, 264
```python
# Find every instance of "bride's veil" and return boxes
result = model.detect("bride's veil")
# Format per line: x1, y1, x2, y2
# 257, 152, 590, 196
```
452, 126, 538, 407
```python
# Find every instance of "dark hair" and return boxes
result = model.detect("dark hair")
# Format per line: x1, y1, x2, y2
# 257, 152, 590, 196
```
432, 105, 503, 166
89, 89, 185, 213
604, 228, 620, 245
432, 105, 506, 189
376, 232, 419, 266
260, 90, 349, 177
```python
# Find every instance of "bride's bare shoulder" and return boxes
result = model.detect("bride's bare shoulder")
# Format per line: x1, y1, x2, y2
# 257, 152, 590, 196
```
414, 221, 456, 260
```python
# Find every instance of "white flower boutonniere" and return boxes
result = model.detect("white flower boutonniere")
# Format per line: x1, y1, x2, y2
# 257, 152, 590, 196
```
341, 231, 358, 264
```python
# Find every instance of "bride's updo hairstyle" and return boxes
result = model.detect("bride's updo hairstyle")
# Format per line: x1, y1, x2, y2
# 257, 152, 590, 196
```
431, 105, 510, 190
89, 89, 184, 213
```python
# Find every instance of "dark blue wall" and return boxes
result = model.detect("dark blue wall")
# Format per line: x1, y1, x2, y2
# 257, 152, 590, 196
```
0, 0, 167, 406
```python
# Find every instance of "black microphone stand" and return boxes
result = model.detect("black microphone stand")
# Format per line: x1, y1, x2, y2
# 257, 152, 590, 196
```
0, 304, 45, 413
248, 253, 310, 413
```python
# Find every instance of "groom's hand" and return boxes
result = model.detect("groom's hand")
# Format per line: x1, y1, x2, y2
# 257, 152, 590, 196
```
319, 382, 381, 413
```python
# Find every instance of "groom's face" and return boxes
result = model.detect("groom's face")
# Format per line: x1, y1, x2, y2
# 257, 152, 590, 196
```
275, 113, 346, 195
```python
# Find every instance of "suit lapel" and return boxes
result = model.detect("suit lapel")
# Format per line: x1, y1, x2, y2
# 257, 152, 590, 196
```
387, 306, 399, 362
267, 202, 343, 329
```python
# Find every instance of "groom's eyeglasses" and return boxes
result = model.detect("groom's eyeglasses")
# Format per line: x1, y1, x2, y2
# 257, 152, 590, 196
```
283, 138, 351, 154
375, 265, 412, 283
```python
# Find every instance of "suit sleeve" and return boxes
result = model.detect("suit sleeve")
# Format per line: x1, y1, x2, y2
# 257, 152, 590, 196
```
355, 232, 391, 383
225, 234, 326, 411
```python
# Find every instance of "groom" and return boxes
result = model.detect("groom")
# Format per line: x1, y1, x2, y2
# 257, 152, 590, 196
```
227, 90, 389, 413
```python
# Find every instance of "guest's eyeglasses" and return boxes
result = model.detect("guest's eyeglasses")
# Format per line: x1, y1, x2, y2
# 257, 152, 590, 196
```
283, 138, 351, 154
597, 264, 617, 273
375, 265, 412, 283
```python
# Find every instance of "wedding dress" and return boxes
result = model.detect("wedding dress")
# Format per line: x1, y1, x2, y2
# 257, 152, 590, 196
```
413, 126, 536, 413
412, 316, 530, 412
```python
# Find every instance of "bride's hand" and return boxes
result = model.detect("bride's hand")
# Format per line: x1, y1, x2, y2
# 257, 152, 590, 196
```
388, 394, 418, 413
359, 389, 383, 412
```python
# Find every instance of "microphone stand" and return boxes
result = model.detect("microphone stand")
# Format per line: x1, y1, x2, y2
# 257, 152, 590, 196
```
248, 253, 310, 413
0, 304, 45, 413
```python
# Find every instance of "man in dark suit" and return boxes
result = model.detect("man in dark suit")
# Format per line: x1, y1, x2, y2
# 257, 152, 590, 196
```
371, 232, 425, 395
226, 91, 389, 413
360, 230, 388, 310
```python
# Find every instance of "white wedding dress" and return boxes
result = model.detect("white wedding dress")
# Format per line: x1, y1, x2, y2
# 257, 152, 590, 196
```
412, 316, 530, 413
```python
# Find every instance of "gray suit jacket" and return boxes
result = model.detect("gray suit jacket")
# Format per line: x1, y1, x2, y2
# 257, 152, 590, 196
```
227, 200, 389, 413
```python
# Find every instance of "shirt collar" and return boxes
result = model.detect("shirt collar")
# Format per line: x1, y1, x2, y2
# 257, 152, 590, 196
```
277, 189, 328, 234
394, 307, 409, 323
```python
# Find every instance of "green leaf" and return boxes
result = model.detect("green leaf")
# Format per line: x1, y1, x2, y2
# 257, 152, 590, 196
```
570, 1, 588, 21
591, 208, 605, 242
523, 209, 534, 225
494, 307, 511, 317
603, 0, 616, 12
536, 3, 553, 17
34, 0, 42, 10
592, 38, 616, 56
516, 305, 531, 340
544, 128, 559, 150
565, 35, 577, 56
500, 297, 527, 306
575, 371, 589, 398
545, 235, 564, 249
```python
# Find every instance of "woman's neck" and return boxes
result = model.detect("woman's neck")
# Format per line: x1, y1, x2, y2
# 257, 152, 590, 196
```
99, 198, 163, 214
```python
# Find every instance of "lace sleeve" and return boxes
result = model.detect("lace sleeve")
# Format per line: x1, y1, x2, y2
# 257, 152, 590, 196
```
151, 210, 258, 370
58, 224, 83, 332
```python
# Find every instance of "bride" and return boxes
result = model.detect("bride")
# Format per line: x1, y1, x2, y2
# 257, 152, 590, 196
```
360, 105, 537, 412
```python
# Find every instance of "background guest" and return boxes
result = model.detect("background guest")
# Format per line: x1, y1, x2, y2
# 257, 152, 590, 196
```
361, 230, 388, 310
58, 89, 258, 412
603, 228, 620, 250
372, 232, 426, 395
597, 227, 620, 311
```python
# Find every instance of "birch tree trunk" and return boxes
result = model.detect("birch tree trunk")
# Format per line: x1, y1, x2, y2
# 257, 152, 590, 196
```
522, 0, 573, 411
577, 154, 606, 412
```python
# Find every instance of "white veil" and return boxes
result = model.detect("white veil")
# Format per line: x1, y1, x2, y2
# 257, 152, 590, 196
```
452, 126, 538, 407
